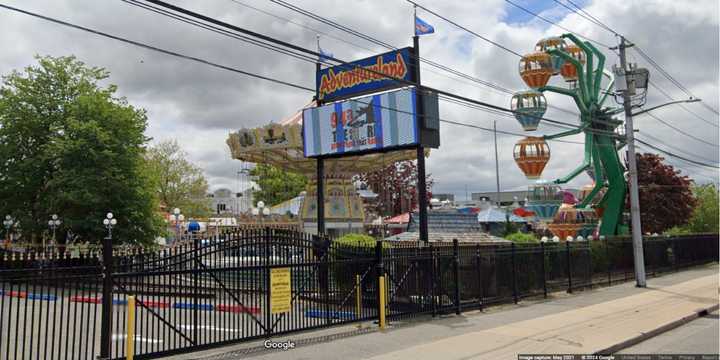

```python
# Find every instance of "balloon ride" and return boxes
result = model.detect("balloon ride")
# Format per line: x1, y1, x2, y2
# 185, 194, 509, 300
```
511, 34, 628, 238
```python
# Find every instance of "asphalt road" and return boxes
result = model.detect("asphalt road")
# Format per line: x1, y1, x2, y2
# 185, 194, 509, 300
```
618, 310, 719, 355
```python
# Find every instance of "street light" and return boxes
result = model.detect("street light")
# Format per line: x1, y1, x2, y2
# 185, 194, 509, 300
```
102, 212, 117, 239
171, 208, 184, 244
252, 201, 270, 224
3, 215, 13, 249
47, 214, 61, 251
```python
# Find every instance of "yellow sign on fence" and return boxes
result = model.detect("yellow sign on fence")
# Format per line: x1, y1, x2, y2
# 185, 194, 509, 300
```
270, 267, 292, 314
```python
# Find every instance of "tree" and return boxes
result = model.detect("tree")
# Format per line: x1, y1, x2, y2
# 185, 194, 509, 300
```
249, 164, 307, 207
667, 184, 719, 234
355, 160, 434, 217
630, 153, 695, 234
146, 140, 210, 218
0, 55, 163, 244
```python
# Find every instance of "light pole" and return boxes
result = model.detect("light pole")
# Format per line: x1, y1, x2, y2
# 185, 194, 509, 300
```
47, 214, 61, 251
171, 208, 184, 244
103, 212, 117, 239
3, 215, 13, 249
252, 201, 270, 226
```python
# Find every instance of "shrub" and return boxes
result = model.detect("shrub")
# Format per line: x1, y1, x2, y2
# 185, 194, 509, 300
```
505, 232, 538, 243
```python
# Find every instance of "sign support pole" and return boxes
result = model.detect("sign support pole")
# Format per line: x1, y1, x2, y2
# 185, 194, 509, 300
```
413, 35, 429, 244
315, 60, 326, 236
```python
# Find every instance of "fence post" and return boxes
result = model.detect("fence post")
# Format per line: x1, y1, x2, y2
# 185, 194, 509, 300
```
193, 233, 200, 343
511, 242, 518, 304
265, 227, 273, 334
323, 234, 331, 326
452, 239, 460, 315
475, 244, 483, 311
126, 296, 136, 360
605, 237, 611, 286
540, 241, 547, 299
375, 240, 384, 319
99, 233, 114, 359
430, 243, 437, 317
566, 241, 573, 294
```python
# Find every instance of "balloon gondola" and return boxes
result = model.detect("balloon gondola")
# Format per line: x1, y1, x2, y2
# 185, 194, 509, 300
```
559, 45, 586, 84
519, 52, 554, 89
524, 183, 564, 221
547, 206, 598, 239
513, 136, 550, 179
511, 90, 547, 131
535, 37, 567, 75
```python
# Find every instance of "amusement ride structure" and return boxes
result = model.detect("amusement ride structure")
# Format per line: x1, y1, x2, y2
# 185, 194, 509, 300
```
513, 34, 627, 238
226, 107, 419, 235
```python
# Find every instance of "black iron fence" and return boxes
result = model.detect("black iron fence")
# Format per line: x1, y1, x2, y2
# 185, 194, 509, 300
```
0, 232, 717, 359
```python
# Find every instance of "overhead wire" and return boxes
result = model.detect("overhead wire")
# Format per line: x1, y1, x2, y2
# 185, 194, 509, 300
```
5, 1, 714, 182
641, 112, 718, 148
551, 0, 618, 36
129, 0, 624, 137
0, 2, 584, 152
0, 2, 314, 92
505, 0, 611, 48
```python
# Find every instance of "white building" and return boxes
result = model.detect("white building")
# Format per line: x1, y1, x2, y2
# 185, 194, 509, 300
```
208, 181, 258, 216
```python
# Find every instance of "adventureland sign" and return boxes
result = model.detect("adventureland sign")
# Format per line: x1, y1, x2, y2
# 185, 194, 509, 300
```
316, 47, 415, 102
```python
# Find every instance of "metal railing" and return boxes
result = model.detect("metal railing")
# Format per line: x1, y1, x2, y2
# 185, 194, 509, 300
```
0, 232, 717, 359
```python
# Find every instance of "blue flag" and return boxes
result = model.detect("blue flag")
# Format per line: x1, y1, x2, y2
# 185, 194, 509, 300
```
319, 47, 333, 62
414, 15, 435, 36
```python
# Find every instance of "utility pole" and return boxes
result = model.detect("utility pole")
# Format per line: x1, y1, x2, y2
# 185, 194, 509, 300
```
493, 120, 501, 208
617, 36, 646, 287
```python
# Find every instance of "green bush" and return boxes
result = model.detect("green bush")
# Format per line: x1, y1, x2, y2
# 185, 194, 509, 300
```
334, 233, 377, 248
504, 232, 538, 243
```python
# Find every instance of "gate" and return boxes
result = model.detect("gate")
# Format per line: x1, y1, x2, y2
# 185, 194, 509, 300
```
107, 228, 378, 359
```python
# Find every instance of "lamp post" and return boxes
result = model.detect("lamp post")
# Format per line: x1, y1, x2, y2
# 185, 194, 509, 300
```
171, 208, 185, 244
252, 201, 270, 225
102, 212, 117, 239
3, 215, 13, 249
47, 214, 61, 251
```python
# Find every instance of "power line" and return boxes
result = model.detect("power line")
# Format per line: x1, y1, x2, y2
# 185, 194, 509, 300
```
552, 0, 617, 36
505, 0, 611, 48
647, 80, 719, 128
637, 133, 718, 164
262, 0, 581, 115
642, 112, 718, 148
405, 0, 523, 57
7, 1, 716, 175
0, 2, 314, 92
0, 2, 585, 151
635, 139, 719, 169
131, 0, 619, 136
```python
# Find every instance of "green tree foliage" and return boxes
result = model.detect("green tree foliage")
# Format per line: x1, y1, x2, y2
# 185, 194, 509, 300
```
631, 153, 696, 234
0, 55, 163, 244
666, 184, 719, 234
146, 140, 210, 218
249, 164, 307, 207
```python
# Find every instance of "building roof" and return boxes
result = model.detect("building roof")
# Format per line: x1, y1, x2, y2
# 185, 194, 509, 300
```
477, 207, 529, 223
270, 195, 304, 216
384, 231, 508, 244
385, 213, 410, 224
407, 209, 482, 233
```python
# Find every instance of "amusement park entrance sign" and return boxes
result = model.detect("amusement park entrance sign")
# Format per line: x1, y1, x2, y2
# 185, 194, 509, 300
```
303, 88, 437, 157
316, 47, 414, 102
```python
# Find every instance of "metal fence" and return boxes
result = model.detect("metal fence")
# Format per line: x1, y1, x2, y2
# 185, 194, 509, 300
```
0, 231, 717, 359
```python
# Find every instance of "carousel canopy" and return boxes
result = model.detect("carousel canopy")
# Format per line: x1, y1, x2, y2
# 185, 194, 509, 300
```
226, 101, 423, 176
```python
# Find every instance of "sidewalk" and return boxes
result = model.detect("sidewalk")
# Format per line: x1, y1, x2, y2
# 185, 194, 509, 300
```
186, 264, 719, 360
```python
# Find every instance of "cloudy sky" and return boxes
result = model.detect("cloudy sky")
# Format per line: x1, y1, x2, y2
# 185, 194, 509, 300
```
1, 0, 718, 200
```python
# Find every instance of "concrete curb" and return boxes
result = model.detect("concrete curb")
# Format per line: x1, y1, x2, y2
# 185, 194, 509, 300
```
595, 303, 720, 355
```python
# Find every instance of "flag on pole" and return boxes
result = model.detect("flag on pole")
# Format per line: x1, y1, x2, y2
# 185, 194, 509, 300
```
317, 35, 333, 62
414, 15, 435, 36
